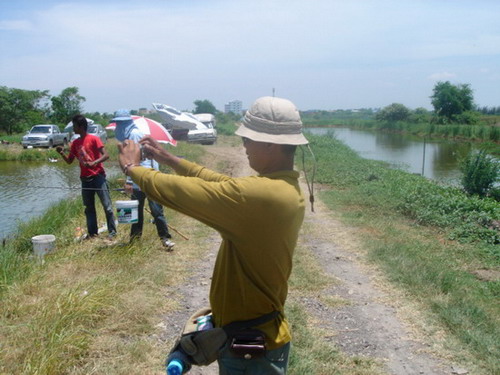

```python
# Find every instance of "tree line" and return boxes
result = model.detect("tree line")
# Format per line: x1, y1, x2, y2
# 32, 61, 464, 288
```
0, 86, 93, 134
302, 81, 499, 127
0, 85, 240, 135
375, 81, 499, 125
2, 81, 498, 136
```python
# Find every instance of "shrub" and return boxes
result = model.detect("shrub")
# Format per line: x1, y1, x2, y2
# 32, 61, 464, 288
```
490, 126, 500, 142
460, 150, 500, 197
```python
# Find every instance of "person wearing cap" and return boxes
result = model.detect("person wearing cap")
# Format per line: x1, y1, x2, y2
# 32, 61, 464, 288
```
117, 97, 308, 374
111, 109, 175, 249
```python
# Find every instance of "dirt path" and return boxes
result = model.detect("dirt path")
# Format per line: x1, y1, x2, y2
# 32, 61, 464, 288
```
299, 195, 453, 374
161, 142, 454, 375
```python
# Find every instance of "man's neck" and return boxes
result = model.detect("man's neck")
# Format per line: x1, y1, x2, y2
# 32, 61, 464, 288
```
258, 158, 294, 174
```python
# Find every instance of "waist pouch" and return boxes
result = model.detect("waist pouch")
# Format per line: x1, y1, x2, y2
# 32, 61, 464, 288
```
168, 307, 279, 367
229, 328, 266, 358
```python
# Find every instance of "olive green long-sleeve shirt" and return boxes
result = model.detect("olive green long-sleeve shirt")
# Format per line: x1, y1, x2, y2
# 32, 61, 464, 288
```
129, 159, 305, 349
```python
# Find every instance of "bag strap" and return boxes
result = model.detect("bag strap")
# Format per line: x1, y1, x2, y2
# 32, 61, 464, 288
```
222, 311, 280, 335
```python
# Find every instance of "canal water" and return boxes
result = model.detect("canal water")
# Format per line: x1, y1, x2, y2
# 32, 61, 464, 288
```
307, 127, 484, 182
0, 161, 121, 239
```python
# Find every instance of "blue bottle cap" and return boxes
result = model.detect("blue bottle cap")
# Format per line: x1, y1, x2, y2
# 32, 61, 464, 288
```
167, 359, 183, 375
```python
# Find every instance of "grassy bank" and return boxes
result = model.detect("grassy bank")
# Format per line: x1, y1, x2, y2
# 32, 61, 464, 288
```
0, 140, 208, 374
307, 133, 499, 373
0, 137, 378, 374
2, 134, 497, 374
0, 144, 61, 161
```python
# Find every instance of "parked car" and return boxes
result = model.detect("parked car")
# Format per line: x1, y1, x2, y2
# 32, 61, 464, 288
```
152, 102, 217, 145
190, 113, 217, 145
22, 124, 69, 148
67, 123, 107, 143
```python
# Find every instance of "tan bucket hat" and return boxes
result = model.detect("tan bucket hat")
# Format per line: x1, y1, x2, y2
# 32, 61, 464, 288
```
235, 96, 309, 145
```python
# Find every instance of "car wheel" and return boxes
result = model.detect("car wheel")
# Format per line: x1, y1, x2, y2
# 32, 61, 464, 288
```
63, 138, 68, 147
48, 140, 53, 148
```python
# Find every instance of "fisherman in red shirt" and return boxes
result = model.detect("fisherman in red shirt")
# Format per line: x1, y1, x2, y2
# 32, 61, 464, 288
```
57, 114, 117, 239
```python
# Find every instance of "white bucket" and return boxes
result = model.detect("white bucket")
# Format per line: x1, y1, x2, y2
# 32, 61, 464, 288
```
31, 234, 56, 257
116, 200, 139, 224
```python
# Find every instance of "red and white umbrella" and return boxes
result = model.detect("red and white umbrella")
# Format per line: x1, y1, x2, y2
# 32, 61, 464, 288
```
106, 115, 177, 146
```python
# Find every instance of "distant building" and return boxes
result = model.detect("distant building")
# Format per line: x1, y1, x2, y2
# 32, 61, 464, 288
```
224, 100, 242, 115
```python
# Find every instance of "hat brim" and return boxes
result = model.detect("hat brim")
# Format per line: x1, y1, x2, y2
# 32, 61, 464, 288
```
235, 124, 308, 145
112, 116, 133, 121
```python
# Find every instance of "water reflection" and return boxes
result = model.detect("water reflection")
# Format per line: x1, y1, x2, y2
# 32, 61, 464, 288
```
307, 127, 482, 183
0, 161, 79, 239
428, 142, 473, 182
375, 132, 413, 150
0, 161, 121, 239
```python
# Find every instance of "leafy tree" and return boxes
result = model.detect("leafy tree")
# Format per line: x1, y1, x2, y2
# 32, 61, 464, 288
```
460, 150, 499, 197
83, 111, 113, 127
430, 81, 474, 123
410, 107, 431, 123
375, 103, 410, 122
0, 86, 49, 134
193, 99, 217, 114
50, 87, 86, 124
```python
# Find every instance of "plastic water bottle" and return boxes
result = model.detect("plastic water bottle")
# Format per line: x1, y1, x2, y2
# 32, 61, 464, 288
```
166, 358, 184, 375
196, 314, 213, 331
166, 349, 190, 375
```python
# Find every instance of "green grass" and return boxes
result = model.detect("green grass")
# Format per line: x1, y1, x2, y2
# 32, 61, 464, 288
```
0, 133, 23, 143
0, 140, 206, 295
0, 140, 210, 374
0, 198, 82, 295
309, 133, 499, 373
0, 147, 61, 161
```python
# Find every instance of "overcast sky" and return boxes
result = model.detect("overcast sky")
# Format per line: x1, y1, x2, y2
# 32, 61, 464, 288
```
1, 0, 499, 114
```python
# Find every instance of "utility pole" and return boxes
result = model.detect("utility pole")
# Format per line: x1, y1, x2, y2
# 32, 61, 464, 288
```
272, 88, 275, 97
421, 136, 426, 176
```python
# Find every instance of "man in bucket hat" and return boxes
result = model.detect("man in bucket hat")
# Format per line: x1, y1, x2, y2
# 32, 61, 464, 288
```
118, 96, 308, 374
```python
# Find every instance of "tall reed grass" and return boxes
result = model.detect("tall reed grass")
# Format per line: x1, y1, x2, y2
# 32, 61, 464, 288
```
304, 119, 500, 145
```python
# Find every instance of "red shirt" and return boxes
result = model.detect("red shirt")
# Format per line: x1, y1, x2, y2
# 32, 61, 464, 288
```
70, 134, 106, 177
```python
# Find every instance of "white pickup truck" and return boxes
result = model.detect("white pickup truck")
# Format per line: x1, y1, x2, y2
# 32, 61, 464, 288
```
21, 124, 69, 149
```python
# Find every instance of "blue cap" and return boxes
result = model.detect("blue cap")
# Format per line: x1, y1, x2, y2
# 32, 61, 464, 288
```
166, 359, 183, 375
112, 109, 132, 121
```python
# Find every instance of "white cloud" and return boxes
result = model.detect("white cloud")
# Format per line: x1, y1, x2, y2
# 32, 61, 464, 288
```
1, 0, 500, 111
428, 72, 457, 81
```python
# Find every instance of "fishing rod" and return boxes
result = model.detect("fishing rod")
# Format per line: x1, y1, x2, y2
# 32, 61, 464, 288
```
20, 185, 126, 192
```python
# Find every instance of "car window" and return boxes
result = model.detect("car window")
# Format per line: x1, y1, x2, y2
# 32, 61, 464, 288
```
31, 127, 50, 133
